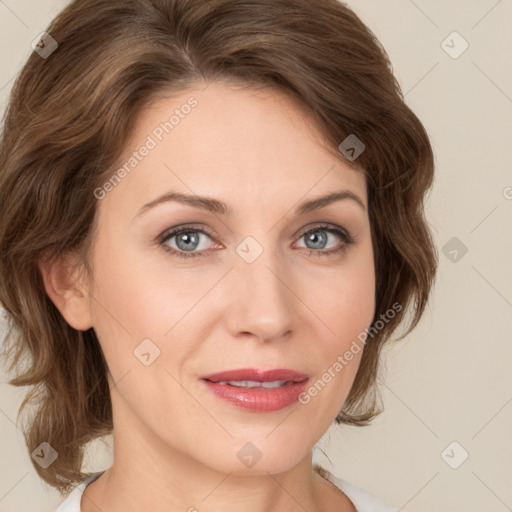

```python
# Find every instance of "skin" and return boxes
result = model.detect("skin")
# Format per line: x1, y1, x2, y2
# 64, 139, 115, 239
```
41, 81, 375, 512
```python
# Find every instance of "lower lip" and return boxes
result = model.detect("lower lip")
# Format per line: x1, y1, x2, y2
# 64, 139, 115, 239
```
201, 379, 309, 412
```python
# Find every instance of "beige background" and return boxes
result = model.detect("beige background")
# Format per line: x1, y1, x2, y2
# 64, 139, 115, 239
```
1, 1, 511, 511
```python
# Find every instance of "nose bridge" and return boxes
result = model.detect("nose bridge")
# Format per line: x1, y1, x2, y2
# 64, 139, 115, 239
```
226, 235, 293, 340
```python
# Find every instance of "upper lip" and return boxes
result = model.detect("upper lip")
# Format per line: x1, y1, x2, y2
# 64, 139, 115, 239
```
201, 368, 309, 383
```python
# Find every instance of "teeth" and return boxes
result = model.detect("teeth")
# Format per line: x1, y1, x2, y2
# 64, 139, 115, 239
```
216, 380, 290, 388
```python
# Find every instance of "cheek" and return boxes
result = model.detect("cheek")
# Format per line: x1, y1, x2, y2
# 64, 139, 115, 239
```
86, 229, 171, 371
305, 242, 375, 397
89, 226, 169, 331
86, 241, 195, 417
87, 232, 215, 390
311, 239, 376, 342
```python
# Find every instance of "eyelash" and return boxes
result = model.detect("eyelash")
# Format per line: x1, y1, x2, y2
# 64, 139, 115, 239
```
157, 223, 355, 260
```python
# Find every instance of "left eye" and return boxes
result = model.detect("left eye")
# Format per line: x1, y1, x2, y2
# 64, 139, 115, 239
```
295, 227, 345, 251
158, 224, 353, 259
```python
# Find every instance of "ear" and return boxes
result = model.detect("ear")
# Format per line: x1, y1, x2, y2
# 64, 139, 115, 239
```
38, 249, 93, 331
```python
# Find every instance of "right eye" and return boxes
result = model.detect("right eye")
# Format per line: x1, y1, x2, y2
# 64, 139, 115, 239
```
159, 225, 218, 259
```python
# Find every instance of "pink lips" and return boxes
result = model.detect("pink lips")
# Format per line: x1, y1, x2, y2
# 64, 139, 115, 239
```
200, 368, 310, 412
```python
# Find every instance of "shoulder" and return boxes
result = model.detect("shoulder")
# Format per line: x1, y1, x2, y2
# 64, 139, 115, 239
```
318, 466, 399, 512
54, 472, 104, 512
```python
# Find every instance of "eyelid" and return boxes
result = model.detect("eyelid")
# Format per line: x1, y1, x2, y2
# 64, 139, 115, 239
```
157, 223, 215, 242
295, 222, 351, 241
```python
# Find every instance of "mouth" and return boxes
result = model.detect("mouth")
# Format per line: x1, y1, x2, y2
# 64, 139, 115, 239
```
199, 368, 310, 412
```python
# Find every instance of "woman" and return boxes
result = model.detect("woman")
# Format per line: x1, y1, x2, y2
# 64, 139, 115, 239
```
0, 0, 437, 511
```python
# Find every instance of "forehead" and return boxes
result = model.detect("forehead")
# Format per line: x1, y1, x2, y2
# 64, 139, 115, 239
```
100, 81, 367, 217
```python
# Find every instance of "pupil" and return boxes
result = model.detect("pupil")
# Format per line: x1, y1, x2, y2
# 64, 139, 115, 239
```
177, 232, 198, 251
307, 231, 326, 249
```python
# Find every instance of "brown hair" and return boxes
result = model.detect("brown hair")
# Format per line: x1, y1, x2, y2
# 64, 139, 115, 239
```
0, 0, 437, 495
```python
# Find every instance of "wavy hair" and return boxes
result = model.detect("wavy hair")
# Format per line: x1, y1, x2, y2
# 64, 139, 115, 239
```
0, 0, 437, 495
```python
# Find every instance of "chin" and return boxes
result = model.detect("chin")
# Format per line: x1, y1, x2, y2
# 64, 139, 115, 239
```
213, 442, 307, 476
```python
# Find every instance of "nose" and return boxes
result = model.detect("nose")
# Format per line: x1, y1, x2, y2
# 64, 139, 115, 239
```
223, 244, 294, 343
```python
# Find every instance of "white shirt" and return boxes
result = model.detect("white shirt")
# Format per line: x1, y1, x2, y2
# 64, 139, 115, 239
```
55, 469, 398, 512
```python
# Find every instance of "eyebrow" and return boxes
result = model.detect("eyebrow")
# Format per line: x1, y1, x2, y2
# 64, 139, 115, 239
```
134, 189, 366, 220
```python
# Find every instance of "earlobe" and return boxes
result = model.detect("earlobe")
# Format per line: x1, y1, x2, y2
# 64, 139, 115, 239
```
38, 249, 94, 331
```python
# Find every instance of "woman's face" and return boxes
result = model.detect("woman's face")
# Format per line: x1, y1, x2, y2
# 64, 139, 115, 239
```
83, 81, 375, 475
